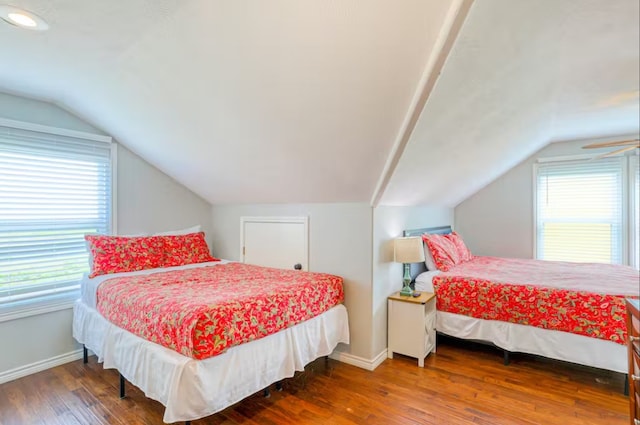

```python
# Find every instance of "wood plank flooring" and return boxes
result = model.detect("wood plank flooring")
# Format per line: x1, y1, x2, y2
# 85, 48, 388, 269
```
0, 337, 629, 424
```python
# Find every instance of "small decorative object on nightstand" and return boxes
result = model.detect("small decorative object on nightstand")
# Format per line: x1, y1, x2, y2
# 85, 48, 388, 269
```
387, 291, 436, 367
393, 236, 425, 296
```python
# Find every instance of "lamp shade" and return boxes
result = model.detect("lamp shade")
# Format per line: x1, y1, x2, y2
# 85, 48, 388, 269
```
393, 237, 425, 263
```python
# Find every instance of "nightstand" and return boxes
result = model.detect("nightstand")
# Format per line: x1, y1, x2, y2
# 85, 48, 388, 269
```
387, 291, 436, 367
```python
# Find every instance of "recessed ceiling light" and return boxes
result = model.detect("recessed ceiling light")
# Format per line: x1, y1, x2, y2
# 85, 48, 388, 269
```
8, 12, 36, 27
0, 5, 49, 31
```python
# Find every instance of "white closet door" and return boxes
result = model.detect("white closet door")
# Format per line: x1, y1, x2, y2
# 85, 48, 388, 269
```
240, 217, 309, 271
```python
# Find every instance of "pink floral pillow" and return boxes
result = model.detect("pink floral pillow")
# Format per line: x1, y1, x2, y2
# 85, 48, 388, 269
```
85, 235, 165, 278
422, 234, 460, 272
445, 231, 473, 262
160, 232, 218, 267
86, 232, 219, 278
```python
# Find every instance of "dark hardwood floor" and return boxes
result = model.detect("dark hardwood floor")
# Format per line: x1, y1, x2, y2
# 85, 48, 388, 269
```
0, 337, 629, 425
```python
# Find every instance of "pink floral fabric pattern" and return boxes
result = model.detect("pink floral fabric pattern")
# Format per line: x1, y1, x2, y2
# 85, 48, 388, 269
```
432, 256, 639, 344
86, 232, 218, 278
160, 233, 217, 267
86, 235, 166, 278
445, 231, 473, 262
422, 234, 460, 271
96, 263, 344, 359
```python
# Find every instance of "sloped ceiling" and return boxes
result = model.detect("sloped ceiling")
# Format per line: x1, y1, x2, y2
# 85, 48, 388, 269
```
0, 0, 462, 204
380, 0, 640, 207
1, 1, 638, 208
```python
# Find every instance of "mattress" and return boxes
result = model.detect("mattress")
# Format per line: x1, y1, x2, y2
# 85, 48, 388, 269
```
95, 263, 345, 360
415, 270, 627, 372
413, 257, 636, 372
432, 256, 638, 344
80, 260, 229, 309
414, 270, 440, 293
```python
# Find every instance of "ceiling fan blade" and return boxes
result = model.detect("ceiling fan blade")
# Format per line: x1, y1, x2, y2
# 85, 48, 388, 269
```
592, 145, 638, 160
583, 139, 639, 149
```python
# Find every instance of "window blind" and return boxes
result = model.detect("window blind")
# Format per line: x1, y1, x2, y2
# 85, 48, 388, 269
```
0, 125, 112, 304
536, 157, 623, 264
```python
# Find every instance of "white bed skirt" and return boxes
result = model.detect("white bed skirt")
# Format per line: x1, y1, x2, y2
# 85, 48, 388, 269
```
73, 301, 350, 423
436, 311, 627, 373
415, 271, 627, 373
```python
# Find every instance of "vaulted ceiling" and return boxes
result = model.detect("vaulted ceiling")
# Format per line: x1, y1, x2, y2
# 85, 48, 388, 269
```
380, 0, 640, 206
0, 0, 638, 207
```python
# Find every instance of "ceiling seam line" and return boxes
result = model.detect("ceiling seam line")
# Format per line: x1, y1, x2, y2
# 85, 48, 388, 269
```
369, 0, 475, 208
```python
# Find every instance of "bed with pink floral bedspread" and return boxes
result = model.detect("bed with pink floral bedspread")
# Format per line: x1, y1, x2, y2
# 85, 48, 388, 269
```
432, 256, 639, 345
96, 262, 344, 360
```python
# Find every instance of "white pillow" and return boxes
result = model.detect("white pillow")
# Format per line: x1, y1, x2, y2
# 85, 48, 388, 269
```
154, 225, 201, 236
423, 239, 438, 271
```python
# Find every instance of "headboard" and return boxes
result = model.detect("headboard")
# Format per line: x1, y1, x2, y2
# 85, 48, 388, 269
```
403, 225, 452, 282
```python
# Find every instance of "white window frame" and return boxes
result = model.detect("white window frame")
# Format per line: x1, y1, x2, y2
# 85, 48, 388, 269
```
0, 118, 116, 322
533, 153, 634, 266
629, 154, 640, 268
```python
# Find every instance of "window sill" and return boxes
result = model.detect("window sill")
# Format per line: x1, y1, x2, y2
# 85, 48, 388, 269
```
0, 292, 79, 323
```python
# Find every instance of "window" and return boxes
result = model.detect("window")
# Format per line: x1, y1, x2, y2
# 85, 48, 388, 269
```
535, 155, 639, 267
536, 157, 623, 264
0, 121, 113, 315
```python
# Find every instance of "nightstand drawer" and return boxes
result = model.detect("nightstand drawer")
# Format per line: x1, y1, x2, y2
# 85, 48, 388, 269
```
388, 301, 426, 354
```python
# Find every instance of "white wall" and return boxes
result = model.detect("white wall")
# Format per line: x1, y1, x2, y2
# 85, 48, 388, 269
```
371, 206, 453, 356
117, 145, 212, 238
0, 92, 212, 377
0, 92, 106, 134
455, 139, 622, 258
211, 203, 374, 359
211, 204, 454, 363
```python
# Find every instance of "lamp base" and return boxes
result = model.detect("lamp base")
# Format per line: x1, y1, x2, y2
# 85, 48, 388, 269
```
400, 263, 413, 296
399, 284, 413, 297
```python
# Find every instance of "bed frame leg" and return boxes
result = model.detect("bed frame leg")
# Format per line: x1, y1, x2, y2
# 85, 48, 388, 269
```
275, 381, 283, 391
83, 345, 88, 364
119, 374, 126, 399
625, 374, 629, 396
503, 350, 510, 366
263, 387, 270, 398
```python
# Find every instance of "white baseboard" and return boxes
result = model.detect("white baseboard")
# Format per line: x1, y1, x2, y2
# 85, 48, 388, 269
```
329, 348, 388, 371
0, 349, 84, 385
0, 347, 388, 385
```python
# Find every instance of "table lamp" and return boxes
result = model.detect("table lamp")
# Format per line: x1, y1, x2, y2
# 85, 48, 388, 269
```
393, 237, 425, 296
